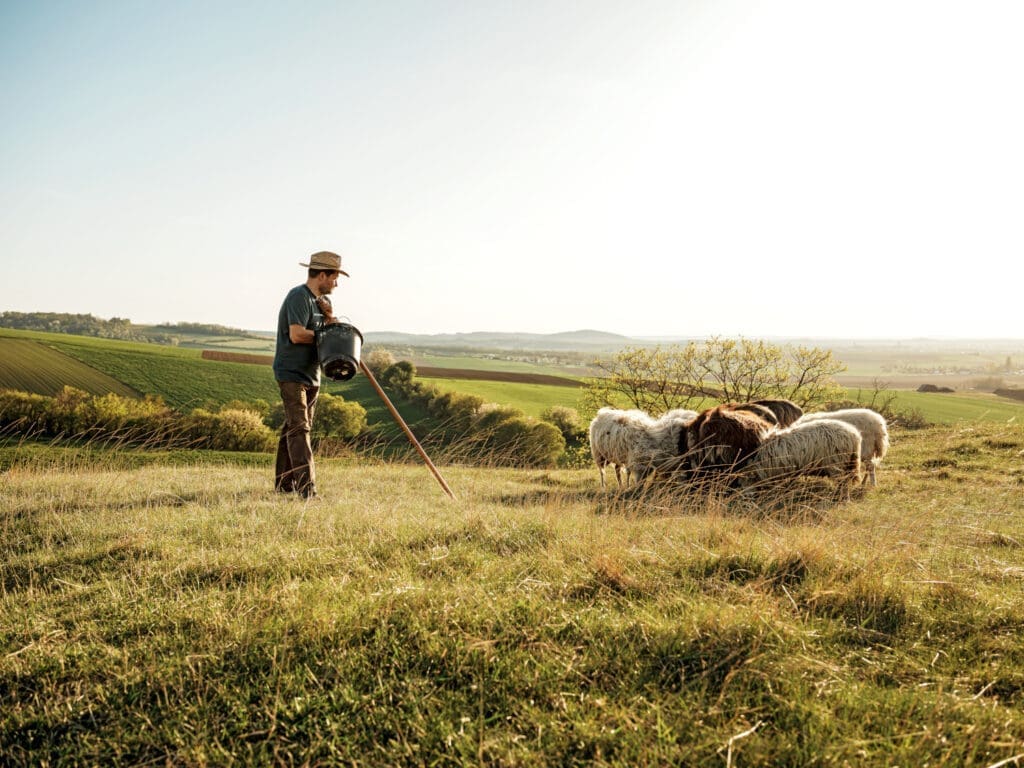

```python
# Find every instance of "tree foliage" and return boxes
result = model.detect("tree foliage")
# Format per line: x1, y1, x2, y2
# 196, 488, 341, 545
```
363, 348, 397, 377
582, 337, 846, 416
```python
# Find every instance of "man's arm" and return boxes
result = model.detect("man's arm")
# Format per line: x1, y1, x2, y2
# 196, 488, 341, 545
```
289, 324, 316, 344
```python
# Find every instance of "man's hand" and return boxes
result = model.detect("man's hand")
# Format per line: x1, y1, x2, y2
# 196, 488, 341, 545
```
316, 295, 340, 324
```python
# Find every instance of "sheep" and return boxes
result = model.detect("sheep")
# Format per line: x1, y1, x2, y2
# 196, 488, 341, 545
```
588, 407, 657, 488
750, 398, 804, 427
682, 403, 777, 476
661, 408, 699, 423
729, 402, 780, 427
627, 408, 699, 481
739, 418, 864, 501
796, 408, 889, 486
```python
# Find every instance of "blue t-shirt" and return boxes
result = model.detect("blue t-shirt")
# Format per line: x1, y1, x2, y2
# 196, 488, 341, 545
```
273, 284, 327, 385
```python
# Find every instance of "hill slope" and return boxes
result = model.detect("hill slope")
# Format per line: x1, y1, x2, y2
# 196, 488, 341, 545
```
0, 338, 140, 398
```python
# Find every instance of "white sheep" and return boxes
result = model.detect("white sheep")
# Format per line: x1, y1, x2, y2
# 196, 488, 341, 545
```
661, 408, 700, 423
588, 407, 657, 488
796, 408, 889, 486
740, 418, 864, 501
628, 409, 699, 481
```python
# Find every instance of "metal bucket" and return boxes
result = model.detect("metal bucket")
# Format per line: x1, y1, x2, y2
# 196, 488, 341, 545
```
316, 322, 363, 381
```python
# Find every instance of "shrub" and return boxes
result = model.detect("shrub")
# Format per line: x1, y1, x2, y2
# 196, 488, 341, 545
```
221, 399, 270, 418
264, 402, 285, 431
49, 385, 92, 435
474, 403, 522, 432
313, 393, 367, 440
184, 408, 276, 452
379, 361, 416, 394
0, 389, 50, 435
74, 393, 176, 445
488, 417, 566, 467
428, 390, 485, 437
541, 405, 583, 441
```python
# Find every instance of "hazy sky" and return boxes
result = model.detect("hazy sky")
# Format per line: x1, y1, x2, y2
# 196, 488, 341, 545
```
2, 1, 1021, 339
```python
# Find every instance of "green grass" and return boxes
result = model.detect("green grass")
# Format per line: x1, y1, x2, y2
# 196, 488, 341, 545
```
410, 353, 595, 377
0, 338, 140, 398
422, 377, 584, 417
47, 341, 280, 412
846, 387, 1024, 425
3, 423, 1024, 765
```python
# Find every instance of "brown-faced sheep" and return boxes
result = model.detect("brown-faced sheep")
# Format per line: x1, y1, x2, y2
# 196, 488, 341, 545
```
750, 398, 804, 427
682, 403, 777, 476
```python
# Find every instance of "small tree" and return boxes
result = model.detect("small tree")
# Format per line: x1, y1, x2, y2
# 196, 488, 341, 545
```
583, 336, 846, 416
364, 348, 396, 377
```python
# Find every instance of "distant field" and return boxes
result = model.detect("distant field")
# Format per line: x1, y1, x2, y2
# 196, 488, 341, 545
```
409, 352, 597, 377
417, 367, 581, 387
179, 336, 275, 353
854, 388, 1024, 425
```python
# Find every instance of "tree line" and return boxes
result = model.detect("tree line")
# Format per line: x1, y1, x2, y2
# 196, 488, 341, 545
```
0, 312, 255, 344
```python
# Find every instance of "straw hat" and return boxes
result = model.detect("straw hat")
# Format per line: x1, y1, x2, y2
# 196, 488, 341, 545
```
299, 251, 349, 276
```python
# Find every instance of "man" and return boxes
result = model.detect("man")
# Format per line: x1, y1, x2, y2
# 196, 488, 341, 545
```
273, 250, 348, 499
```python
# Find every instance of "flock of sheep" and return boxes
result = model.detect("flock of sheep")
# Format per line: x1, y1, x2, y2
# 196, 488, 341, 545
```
588, 399, 889, 501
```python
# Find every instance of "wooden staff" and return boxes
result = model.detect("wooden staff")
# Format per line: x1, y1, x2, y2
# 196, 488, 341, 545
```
359, 360, 456, 500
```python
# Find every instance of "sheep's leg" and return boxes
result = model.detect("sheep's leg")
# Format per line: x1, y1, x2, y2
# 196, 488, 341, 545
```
838, 477, 852, 502
613, 464, 623, 486
867, 462, 878, 487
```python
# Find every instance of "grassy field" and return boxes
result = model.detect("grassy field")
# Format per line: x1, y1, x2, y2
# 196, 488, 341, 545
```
846, 388, 1024, 425
421, 377, 585, 418
3, 422, 1024, 765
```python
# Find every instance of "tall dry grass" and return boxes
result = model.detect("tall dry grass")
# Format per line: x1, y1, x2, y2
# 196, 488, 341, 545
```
2, 422, 1024, 765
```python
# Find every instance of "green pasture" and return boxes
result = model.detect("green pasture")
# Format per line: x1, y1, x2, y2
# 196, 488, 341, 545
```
409, 352, 593, 377
174, 335, 276, 353
421, 376, 584, 417
846, 387, 1024, 424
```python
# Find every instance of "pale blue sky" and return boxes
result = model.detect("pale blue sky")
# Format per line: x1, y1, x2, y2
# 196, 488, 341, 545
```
2, 1, 1022, 338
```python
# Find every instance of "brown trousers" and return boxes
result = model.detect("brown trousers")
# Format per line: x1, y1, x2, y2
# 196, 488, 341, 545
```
275, 381, 319, 494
